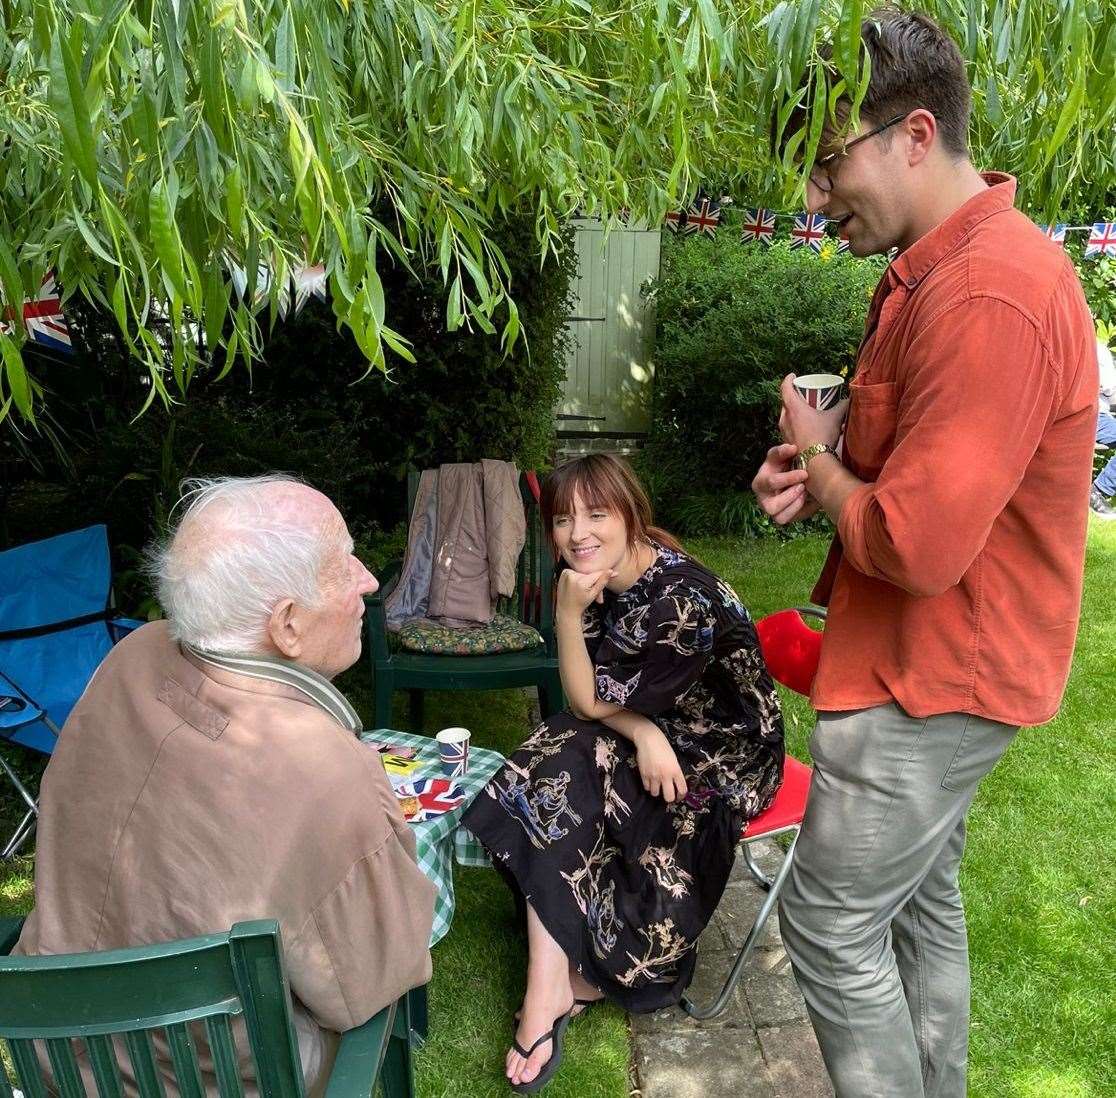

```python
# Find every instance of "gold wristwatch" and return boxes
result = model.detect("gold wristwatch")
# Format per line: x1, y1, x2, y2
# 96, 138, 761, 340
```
795, 443, 838, 470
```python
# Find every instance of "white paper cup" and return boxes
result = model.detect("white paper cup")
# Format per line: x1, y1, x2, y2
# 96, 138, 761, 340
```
793, 373, 845, 411
436, 727, 471, 778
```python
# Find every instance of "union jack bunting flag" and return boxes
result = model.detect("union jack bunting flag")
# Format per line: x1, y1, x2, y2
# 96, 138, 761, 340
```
229, 261, 328, 318
292, 264, 327, 316
1037, 223, 1067, 246
395, 778, 467, 822
686, 195, 721, 237
790, 213, 828, 252
1085, 222, 1116, 258
741, 207, 777, 244
229, 261, 272, 307
664, 195, 721, 236
835, 236, 850, 253
664, 205, 692, 234
1, 272, 73, 353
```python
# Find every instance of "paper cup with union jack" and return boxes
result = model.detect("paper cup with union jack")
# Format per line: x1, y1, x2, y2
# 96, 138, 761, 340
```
793, 373, 845, 411
436, 727, 471, 778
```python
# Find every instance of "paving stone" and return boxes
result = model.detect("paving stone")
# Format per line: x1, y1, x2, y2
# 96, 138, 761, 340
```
632, 948, 752, 1033
727, 839, 783, 884
740, 947, 809, 1028
698, 917, 728, 951
714, 880, 783, 953
633, 1025, 775, 1098
756, 1022, 834, 1098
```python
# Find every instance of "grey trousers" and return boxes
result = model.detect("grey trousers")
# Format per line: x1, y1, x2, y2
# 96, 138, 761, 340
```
778, 703, 1016, 1098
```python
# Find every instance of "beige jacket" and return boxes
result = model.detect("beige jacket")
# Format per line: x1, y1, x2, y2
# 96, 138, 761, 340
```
419, 460, 525, 627
16, 621, 435, 1092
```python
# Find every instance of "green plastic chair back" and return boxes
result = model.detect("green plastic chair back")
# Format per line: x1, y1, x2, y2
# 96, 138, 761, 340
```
0, 919, 306, 1098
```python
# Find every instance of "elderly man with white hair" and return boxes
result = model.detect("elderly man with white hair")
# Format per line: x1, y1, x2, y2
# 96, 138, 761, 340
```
14, 474, 436, 1095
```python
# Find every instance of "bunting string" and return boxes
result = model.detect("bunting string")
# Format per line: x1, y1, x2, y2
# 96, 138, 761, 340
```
662, 195, 1116, 259
2, 205, 1111, 366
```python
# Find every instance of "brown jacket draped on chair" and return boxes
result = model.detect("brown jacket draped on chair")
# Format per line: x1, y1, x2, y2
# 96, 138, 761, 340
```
385, 460, 526, 629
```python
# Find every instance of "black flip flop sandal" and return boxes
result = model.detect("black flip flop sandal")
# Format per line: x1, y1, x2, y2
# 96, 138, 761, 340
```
509, 1005, 575, 1094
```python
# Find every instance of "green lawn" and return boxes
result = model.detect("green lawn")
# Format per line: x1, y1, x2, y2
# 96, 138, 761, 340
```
2, 522, 1113, 1097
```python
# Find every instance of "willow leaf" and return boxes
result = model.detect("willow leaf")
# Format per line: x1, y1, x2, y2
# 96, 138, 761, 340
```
48, 30, 99, 188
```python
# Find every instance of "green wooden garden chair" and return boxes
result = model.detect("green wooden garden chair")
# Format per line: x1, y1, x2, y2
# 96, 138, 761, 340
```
366, 470, 563, 731
0, 917, 419, 1098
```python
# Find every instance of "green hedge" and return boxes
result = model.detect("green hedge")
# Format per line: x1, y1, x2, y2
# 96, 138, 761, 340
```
1, 215, 574, 612
639, 235, 882, 536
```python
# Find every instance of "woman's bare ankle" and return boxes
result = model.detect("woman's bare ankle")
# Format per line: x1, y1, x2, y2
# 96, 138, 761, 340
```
569, 965, 603, 1003
520, 969, 573, 1025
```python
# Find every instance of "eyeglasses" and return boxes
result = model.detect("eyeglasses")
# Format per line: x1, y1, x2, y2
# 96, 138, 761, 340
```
808, 113, 909, 193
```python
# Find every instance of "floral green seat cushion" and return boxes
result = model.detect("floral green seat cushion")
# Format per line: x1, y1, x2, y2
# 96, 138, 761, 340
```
398, 614, 543, 656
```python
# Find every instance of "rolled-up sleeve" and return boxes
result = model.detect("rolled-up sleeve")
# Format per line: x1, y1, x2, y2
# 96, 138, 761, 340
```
838, 297, 1057, 597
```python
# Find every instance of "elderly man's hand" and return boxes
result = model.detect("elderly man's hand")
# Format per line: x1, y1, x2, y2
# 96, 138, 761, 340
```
778, 373, 849, 451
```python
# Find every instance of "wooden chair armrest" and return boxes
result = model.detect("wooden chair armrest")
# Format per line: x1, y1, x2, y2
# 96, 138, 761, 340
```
323, 1001, 396, 1098
0, 916, 26, 955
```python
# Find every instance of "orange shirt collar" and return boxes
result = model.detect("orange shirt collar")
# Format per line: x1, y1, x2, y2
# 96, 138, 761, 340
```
888, 172, 1017, 291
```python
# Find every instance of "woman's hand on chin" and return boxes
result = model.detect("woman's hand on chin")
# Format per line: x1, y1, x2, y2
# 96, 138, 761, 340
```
557, 567, 616, 617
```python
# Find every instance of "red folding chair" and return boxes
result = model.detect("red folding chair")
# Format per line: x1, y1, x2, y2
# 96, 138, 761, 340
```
681, 606, 825, 1020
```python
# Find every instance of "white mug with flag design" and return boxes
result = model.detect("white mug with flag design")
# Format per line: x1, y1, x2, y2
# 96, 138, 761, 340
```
793, 373, 845, 411
436, 727, 471, 778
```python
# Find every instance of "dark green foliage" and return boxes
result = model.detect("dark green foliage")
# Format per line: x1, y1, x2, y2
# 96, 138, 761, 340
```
1078, 254, 1116, 332
0, 216, 573, 612
639, 235, 882, 535
247, 215, 573, 510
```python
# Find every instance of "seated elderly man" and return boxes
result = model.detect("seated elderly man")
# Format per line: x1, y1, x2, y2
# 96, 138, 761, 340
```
14, 474, 436, 1094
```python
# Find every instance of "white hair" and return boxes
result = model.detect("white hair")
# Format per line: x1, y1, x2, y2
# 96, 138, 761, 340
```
148, 474, 338, 654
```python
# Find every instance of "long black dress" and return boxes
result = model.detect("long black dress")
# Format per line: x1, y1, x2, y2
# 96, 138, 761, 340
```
462, 545, 785, 1012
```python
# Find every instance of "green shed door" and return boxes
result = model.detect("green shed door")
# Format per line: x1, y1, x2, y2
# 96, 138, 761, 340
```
558, 219, 661, 439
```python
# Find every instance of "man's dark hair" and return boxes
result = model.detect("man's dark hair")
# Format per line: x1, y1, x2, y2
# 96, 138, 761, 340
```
776, 7, 972, 160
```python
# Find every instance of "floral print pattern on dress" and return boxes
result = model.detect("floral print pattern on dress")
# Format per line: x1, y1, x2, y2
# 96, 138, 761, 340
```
463, 543, 785, 1012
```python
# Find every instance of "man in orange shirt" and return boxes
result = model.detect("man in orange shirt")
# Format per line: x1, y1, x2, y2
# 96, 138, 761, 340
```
752, 10, 1096, 1097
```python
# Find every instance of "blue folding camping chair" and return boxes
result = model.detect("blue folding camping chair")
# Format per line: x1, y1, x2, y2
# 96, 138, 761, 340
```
0, 524, 142, 858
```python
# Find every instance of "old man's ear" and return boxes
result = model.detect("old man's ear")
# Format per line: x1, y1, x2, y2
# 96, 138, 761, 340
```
267, 598, 303, 660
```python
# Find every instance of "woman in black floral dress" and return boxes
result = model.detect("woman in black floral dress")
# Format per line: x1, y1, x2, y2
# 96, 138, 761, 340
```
463, 455, 784, 1092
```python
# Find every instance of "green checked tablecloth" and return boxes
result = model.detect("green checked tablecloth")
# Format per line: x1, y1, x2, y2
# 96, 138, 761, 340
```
362, 728, 502, 946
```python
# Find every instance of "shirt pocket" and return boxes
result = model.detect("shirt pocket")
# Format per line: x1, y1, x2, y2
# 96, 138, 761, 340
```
844, 379, 899, 480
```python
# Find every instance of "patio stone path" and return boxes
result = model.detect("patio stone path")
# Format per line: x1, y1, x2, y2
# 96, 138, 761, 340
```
628, 840, 833, 1098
